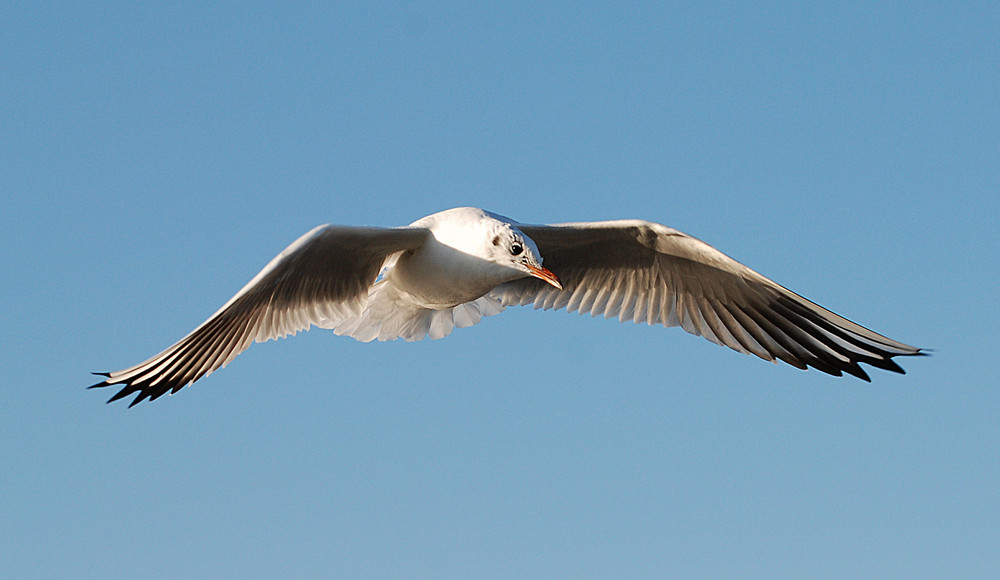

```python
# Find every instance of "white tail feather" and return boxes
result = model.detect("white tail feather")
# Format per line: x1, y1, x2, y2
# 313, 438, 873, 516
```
332, 282, 505, 342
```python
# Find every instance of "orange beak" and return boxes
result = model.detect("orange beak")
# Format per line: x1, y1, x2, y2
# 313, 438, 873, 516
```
526, 264, 562, 290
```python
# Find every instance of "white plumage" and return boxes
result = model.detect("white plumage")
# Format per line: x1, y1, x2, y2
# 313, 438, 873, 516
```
91, 207, 923, 406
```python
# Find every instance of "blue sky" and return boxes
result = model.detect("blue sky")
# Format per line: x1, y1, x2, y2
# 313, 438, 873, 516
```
2, 1, 998, 578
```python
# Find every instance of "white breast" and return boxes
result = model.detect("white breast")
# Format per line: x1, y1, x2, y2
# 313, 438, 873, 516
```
390, 236, 512, 309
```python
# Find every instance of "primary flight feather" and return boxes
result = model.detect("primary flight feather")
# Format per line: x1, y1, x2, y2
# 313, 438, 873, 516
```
90, 207, 923, 406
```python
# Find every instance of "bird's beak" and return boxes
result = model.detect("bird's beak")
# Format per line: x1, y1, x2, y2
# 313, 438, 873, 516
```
526, 264, 562, 290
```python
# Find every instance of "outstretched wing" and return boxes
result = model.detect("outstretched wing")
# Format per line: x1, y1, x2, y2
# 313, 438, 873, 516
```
496, 220, 923, 380
91, 225, 430, 406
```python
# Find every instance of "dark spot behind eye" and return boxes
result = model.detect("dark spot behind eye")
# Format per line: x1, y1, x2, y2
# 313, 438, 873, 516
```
492, 235, 500, 246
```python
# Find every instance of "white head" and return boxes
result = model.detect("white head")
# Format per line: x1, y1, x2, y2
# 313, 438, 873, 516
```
483, 218, 562, 289
415, 207, 562, 289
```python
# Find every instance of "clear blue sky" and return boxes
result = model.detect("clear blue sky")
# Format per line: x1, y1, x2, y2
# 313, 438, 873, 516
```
3, 2, 997, 578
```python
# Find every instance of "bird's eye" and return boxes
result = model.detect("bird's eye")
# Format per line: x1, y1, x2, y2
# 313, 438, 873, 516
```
510, 243, 523, 256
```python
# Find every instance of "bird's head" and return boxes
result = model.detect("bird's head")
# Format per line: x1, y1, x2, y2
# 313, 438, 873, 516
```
415, 207, 563, 290
486, 224, 562, 290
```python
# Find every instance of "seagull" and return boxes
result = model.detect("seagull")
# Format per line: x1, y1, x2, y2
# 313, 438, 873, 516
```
91, 207, 923, 406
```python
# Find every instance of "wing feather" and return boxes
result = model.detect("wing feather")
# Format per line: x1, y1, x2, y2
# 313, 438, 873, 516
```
493, 220, 923, 379
92, 225, 430, 405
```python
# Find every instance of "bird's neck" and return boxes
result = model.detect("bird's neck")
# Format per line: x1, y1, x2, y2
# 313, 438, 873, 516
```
388, 238, 516, 309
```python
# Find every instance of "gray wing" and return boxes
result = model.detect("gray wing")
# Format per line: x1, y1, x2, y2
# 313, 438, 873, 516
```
498, 220, 923, 380
91, 225, 430, 406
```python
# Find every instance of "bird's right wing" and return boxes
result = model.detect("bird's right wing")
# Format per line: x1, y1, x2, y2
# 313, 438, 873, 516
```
91, 225, 430, 406
497, 220, 923, 380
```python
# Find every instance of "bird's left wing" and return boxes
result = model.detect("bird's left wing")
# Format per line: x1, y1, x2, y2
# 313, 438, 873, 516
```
91, 225, 430, 406
497, 220, 923, 380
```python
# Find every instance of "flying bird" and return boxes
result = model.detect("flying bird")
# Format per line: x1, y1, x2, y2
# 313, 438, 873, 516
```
91, 207, 923, 406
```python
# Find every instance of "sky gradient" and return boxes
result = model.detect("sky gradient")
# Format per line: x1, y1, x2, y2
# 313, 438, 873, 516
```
3, 2, 998, 578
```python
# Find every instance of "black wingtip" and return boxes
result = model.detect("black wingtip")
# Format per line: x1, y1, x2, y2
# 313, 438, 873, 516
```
88, 372, 112, 390
89, 372, 150, 407
88, 375, 112, 390
844, 364, 872, 382
105, 386, 133, 404
883, 359, 906, 375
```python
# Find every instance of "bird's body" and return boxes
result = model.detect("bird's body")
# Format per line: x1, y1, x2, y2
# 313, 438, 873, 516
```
91, 207, 924, 406
392, 208, 534, 308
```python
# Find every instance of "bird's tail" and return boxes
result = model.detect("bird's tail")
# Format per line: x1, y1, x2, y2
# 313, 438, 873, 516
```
328, 281, 504, 342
